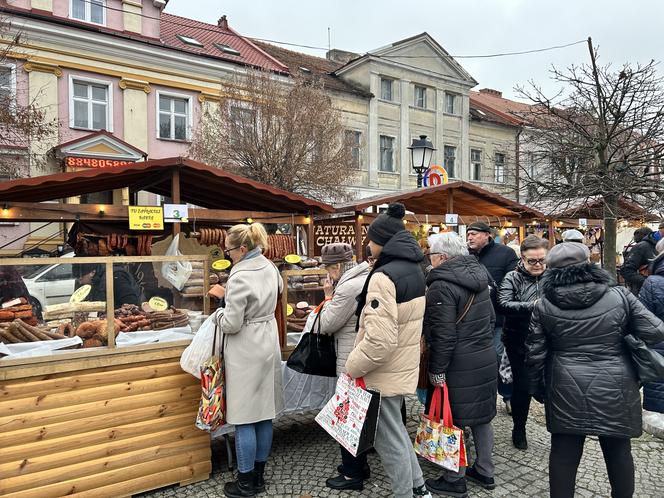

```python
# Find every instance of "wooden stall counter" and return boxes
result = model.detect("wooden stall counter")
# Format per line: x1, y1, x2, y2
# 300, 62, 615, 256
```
0, 342, 211, 498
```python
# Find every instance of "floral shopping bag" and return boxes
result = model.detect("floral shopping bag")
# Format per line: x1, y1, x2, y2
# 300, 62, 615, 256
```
414, 384, 467, 472
195, 318, 227, 432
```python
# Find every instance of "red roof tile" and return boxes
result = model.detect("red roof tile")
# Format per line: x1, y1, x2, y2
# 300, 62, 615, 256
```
470, 90, 535, 126
159, 13, 288, 73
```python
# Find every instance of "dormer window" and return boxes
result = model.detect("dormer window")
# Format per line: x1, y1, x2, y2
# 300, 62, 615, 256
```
299, 67, 311, 74
71, 0, 105, 25
214, 43, 241, 56
177, 35, 204, 48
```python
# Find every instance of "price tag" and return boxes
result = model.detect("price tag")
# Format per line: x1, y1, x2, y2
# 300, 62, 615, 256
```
70, 284, 91, 303
284, 254, 302, 264
445, 213, 459, 226
148, 296, 168, 311
579, 218, 588, 227
212, 259, 231, 270
287, 304, 294, 316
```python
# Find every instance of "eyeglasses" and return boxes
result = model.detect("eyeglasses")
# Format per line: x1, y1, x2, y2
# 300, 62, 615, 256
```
224, 246, 240, 258
525, 258, 546, 266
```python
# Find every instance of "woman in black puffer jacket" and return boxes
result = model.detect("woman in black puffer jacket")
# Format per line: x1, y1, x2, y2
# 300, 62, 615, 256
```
527, 243, 664, 498
498, 235, 548, 450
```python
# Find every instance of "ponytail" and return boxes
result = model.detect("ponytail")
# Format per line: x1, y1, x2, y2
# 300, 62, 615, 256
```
226, 222, 269, 252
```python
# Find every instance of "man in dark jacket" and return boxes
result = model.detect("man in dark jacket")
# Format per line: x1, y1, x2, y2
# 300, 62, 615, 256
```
75, 263, 142, 306
498, 235, 548, 450
638, 239, 664, 418
622, 226, 659, 294
526, 242, 664, 498
467, 221, 518, 414
423, 232, 497, 497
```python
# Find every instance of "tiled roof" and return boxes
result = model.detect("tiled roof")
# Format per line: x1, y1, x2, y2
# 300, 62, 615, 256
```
469, 101, 519, 128
470, 90, 534, 126
160, 13, 288, 73
252, 41, 373, 98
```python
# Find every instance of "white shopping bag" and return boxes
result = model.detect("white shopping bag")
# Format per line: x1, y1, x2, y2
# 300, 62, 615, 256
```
161, 234, 193, 290
180, 311, 221, 378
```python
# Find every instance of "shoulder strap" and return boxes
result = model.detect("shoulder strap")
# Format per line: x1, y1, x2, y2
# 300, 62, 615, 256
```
456, 293, 476, 325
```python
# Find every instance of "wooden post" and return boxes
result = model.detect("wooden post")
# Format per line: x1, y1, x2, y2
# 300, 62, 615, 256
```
354, 212, 363, 262
171, 168, 181, 236
518, 225, 526, 244
446, 189, 454, 214
306, 211, 314, 257
105, 261, 115, 348
548, 222, 555, 249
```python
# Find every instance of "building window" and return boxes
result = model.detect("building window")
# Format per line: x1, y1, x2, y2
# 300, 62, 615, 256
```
445, 93, 456, 114
70, 77, 111, 131
345, 130, 362, 169
158, 93, 191, 141
71, 0, 105, 25
495, 152, 506, 183
379, 135, 395, 172
0, 65, 16, 103
380, 78, 393, 101
444, 146, 456, 178
414, 85, 426, 108
471, 148, 482, 181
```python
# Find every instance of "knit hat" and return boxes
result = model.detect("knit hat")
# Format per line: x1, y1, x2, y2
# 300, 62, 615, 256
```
466, 222, 492, 234
546, 242, 590, 269
659, 221, 664, 230
367, 203, 406, 246
321, 243, 354, 265
562, 229, 584, 242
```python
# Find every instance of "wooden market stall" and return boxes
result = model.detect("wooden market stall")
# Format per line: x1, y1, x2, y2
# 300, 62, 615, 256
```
0, 157, 333, 497
323, 181, 544, 261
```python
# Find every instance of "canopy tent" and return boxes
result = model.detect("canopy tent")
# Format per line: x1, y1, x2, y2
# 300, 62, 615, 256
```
528, 197, 660, 223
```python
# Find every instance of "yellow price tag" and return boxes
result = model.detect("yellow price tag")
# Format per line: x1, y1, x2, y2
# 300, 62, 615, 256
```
212, 259, 232, 270
287, 304, 294, 316
284, 254, 302, 264
148, 296, 168, 311
70, 284, 91, 303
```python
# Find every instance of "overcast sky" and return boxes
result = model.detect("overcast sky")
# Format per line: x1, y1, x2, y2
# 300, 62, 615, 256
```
165, 0, 664, 101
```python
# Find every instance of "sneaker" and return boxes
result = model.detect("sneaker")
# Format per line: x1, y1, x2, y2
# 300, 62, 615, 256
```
325, 474, 363, 491
425, 476, 468, 498
504, 399, 512, 416
465, 465, 496, 490
512, 427, 528, 450
413, 484, 433, 497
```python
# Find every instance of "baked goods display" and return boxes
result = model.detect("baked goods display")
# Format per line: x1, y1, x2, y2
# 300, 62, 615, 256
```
0, 320, 68, 343
0, 299, 38, 326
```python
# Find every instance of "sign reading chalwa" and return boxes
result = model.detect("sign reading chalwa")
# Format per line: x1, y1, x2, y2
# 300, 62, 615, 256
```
65, 156, 134, 168
128, 206, 164, 230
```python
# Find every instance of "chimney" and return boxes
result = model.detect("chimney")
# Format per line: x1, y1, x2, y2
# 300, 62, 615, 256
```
479, 88, 502, 98
218, 15, 229, 30
326, 49, 361, 65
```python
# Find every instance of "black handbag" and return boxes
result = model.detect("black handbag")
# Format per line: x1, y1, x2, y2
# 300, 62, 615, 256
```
286, 305, 337, 377
615, 287, 664, 384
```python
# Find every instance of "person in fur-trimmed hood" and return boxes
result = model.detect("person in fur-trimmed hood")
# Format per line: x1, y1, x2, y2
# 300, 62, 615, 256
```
345, 203, 431, 498
526, 243, 664, 498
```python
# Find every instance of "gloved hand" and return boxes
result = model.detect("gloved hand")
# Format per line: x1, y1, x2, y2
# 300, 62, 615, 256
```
533, 385, 546, 404
428, 371, 446, 387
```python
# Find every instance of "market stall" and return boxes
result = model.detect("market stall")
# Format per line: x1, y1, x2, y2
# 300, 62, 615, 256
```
0, 157, 334, 497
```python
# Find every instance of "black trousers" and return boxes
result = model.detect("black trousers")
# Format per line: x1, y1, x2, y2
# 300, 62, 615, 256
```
549, 433, 634, 498
505, 345, 532, 432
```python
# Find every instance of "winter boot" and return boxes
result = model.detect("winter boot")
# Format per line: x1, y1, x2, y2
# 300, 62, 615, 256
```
512, 427, 528, 450
254, 461, 266, 493
425, 476, 468, 498
223, 470, 256, 498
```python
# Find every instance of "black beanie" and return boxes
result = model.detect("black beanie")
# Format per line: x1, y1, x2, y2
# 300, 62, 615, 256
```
367, 203, 407, 246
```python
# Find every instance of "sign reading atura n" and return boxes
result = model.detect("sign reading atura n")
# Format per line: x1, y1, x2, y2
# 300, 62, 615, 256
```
314, 222, 368, 256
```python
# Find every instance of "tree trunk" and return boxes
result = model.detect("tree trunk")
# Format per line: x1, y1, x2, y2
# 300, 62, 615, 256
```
603, 194, 618, 278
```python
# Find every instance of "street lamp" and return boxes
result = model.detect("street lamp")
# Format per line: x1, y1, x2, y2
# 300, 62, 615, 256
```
408, 135, 436, 188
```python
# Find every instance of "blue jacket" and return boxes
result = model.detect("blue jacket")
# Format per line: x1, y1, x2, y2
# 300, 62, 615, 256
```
639, 253, 664, 413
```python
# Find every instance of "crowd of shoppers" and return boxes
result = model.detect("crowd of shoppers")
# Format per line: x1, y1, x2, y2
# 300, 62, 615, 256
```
206, 213, 664, 498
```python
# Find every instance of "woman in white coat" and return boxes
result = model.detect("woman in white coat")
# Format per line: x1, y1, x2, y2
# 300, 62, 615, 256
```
209, 223, 283, 498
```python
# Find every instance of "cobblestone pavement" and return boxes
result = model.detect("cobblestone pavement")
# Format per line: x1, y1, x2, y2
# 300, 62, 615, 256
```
138, 397, 664, 497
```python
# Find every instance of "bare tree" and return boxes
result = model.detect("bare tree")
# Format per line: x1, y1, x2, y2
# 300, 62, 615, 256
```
189, 69, 355, 202
517, 38, 664, 276
0, 15, 59, 178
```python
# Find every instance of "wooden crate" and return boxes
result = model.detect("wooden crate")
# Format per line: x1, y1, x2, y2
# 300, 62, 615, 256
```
0, 346, 211, 497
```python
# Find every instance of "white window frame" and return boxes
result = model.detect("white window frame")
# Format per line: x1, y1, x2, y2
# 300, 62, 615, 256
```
156, 90, 193, 141
68, 75, 113, 132
0, 63, 16, 104
445, 93, 457, 115
414, 85, 426, 109
69, 0, 106, 26
380, 78, 393, 101
379, 135, 396, 173
470, 148, 483, 181
495, 152, 506, 183
444, 145, 457, 178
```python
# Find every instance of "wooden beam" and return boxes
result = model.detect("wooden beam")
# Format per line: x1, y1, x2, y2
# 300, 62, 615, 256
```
171, 168, 181, 236
306, 211, 314, 257
447, 189, 454, 214
354, 212, 363, 262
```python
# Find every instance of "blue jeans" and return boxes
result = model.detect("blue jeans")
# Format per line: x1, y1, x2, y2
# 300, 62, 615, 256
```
235, 419, 273, 473
494, 326, 512, 401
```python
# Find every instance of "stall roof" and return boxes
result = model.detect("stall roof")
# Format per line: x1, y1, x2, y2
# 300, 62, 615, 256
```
335, 182, 543, 219
0, 157, 334, 214
529, 197, 660, 221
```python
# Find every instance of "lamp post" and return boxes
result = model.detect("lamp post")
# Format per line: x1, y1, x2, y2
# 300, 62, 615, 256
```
408, 135, 436, 188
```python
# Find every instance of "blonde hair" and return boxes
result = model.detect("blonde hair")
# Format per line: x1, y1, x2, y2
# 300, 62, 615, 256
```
226, 223, 269, 252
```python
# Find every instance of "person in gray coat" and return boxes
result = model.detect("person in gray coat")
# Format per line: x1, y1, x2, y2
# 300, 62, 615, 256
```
317, 243, 371, 491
